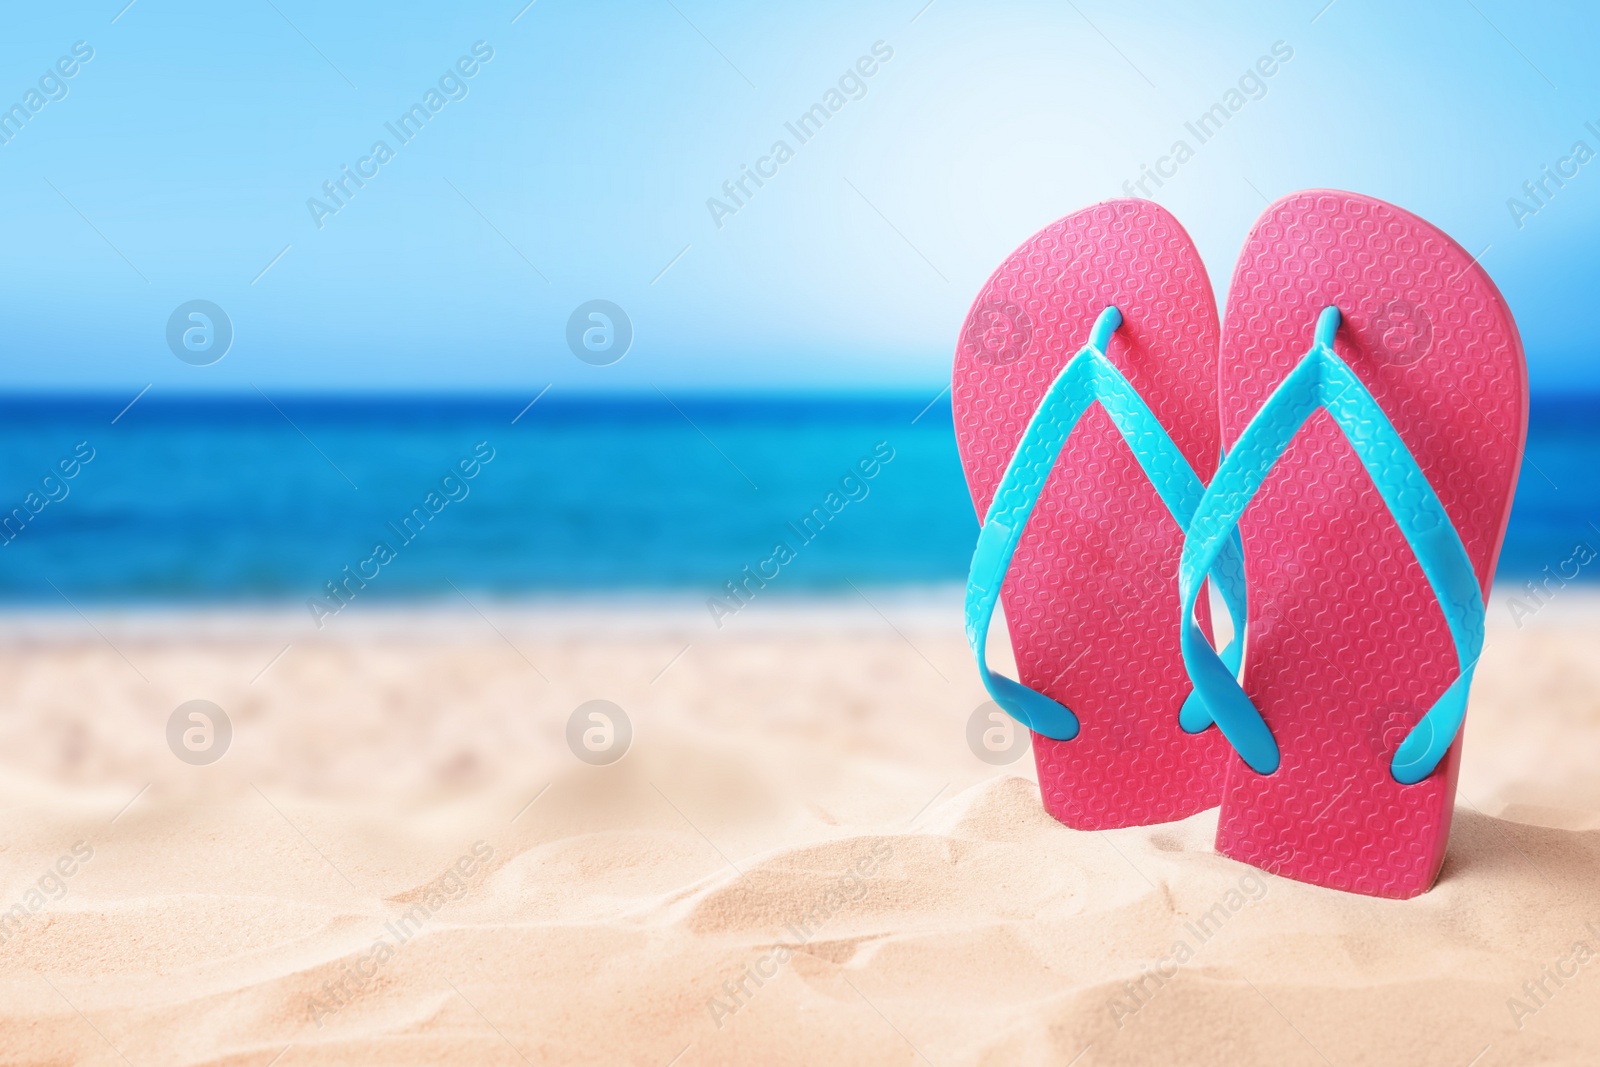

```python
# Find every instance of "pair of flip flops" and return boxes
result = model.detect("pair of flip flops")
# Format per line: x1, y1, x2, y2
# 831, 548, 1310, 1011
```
954, 191, 1527, 899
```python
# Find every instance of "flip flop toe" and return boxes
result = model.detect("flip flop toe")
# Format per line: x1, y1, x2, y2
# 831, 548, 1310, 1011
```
1184, 190, 1527, 897
954, 199, 1243, 829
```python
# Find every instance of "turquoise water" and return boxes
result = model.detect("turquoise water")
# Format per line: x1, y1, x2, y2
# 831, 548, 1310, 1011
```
0, 392, 1588, 604
0, 394, 971, 604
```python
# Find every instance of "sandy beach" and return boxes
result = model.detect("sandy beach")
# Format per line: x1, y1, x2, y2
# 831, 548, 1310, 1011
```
0, 590, 1597, 1066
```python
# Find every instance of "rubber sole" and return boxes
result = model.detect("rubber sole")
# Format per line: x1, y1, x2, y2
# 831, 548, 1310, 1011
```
1217, 190, 1527, 897
953, 199, 1229, 829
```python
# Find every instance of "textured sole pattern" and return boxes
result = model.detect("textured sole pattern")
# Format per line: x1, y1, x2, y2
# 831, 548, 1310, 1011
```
953, 200, 1228, 829
1218, 191, 1527, 897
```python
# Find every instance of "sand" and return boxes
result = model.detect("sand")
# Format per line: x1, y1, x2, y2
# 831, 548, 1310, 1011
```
0, 590, 1597, 1066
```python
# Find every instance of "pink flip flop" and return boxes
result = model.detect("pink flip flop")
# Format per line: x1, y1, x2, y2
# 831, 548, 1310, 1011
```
953, 199, 1235, 829
1183, 190, 1527, 897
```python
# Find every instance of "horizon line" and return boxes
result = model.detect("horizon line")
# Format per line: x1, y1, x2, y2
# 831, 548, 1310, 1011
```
0, 384, 1589, 400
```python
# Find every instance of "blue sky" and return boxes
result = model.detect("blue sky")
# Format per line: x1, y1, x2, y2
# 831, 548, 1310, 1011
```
0, 0, 1595, 392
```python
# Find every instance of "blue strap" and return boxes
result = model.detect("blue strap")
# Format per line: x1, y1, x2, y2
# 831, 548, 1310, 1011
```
1178, 306, 1485, 784
964, 306, 1246, 741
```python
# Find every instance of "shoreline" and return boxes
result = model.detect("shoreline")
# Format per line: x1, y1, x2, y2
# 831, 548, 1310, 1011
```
0, 585, 971, 642
0, 579, 1589, 635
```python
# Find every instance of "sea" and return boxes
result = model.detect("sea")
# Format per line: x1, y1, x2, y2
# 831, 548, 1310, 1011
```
0, 392, 1590, 606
